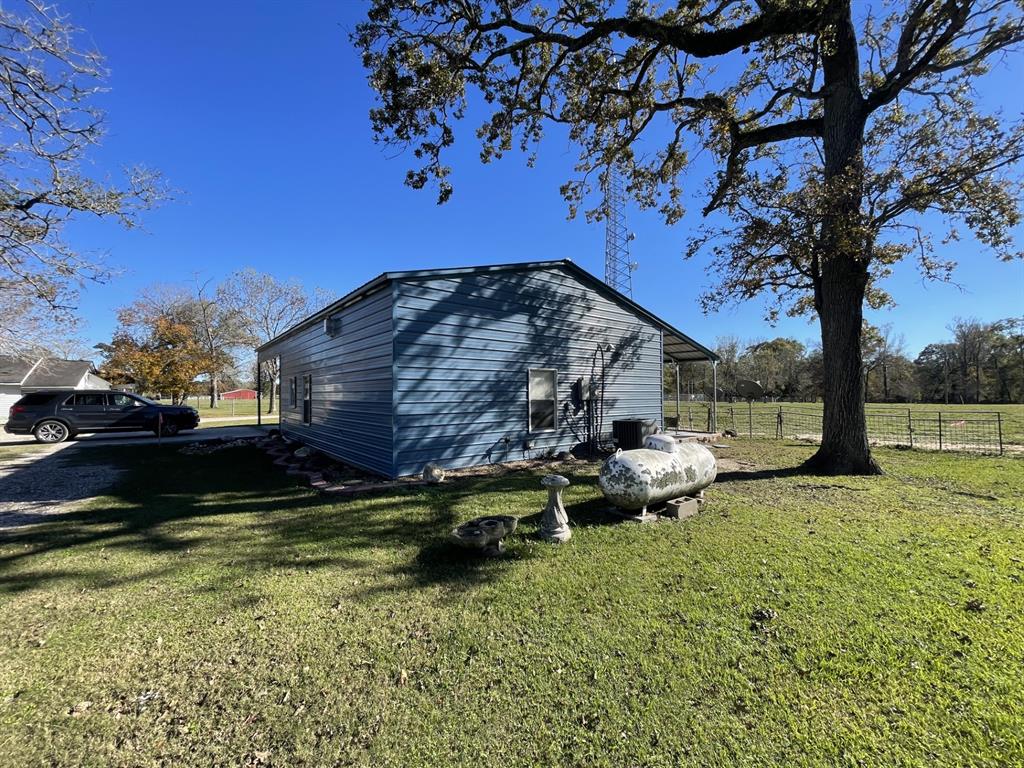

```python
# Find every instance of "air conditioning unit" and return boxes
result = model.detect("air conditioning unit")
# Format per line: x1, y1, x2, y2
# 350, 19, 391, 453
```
612, 418, 658, 450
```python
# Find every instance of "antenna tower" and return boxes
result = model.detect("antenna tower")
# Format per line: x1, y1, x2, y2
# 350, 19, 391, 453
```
603, 166, 636, 297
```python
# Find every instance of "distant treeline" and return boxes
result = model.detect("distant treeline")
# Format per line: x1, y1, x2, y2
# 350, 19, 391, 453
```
668, 318, 1024, 405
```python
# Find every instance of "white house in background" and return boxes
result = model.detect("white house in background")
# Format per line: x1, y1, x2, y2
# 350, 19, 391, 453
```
0, 356, 110, 415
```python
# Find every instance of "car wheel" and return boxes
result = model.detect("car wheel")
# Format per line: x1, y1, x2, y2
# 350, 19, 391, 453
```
157, 422, 180, 437
34, 420, 69, 444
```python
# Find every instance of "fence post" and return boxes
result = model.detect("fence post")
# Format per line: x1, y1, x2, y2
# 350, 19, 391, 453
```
997, 412, 1003, 456
938, 412, 943, 451
776, 406, 782, 439
907, 409, 913, 449
748, 400, 753, 438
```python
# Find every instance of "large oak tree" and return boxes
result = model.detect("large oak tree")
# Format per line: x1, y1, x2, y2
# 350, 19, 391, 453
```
356, 0, 1024, 474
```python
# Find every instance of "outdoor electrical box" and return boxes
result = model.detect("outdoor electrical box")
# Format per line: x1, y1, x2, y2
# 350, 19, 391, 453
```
571, 376, 593, 411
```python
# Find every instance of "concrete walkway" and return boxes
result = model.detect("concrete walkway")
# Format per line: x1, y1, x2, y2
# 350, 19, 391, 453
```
0, 424, 270, 448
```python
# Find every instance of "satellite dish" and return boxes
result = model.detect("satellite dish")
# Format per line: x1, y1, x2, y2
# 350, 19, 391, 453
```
735, 379, 765, 400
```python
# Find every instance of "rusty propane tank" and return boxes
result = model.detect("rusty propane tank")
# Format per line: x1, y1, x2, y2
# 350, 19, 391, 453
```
598, 434, 717, 512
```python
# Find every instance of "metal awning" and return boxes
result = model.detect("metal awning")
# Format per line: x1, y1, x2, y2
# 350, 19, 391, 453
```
663, 330, 717, 364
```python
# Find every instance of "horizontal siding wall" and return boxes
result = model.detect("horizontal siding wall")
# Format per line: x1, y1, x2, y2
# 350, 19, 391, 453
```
392, 268, 662, 476
260, 286, 394, 476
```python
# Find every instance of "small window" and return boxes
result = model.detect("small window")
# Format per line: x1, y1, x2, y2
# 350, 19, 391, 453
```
289, 377, 297, 408
324, 315, 342, 337
302, 374, 312, 425
528, 368, 557, 432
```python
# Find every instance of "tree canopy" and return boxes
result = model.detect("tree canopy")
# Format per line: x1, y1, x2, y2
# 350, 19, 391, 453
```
356, 0, 1024, 473
0, 1, 164, 354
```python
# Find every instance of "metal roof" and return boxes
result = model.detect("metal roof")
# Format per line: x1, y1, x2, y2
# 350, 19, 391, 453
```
257, 259, 717, 363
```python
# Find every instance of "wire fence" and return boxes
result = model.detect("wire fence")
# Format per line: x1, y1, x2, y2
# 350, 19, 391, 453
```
668, 404, 1006, 455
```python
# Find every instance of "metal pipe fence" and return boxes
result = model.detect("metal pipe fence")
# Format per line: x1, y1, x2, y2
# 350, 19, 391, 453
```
668, 404, 1005, 455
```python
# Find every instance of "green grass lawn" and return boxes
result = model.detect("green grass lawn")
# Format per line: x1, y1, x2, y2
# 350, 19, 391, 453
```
197, 418, 263, 429
1, 441, 1022, 766
185, 398, 263, 419
0, 443, 55, 462
665, 401, 1024, 445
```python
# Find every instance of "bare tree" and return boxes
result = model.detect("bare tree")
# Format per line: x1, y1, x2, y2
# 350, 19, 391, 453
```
356, 0, 1024, 474
0, 293, 87, 357
189, 278, 245, 408
1, 1, 164, 351
218, 270, 333, 413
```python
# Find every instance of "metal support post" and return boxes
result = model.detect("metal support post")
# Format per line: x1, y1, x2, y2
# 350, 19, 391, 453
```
674, 363, 680, 431
711, 360, 718, 434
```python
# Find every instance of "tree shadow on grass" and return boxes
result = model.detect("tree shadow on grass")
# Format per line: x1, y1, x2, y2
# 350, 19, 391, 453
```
355, 468, 644, 601
714, 467, 808, 484
0, 445, 586, 597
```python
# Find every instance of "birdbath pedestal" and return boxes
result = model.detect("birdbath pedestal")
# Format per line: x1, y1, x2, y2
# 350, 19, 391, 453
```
539, 474, 572, 543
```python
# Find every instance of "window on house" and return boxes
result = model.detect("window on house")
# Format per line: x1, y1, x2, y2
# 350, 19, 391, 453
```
302, 374, 312, 425
290, 377, 297, 408
528, 368, 557, 432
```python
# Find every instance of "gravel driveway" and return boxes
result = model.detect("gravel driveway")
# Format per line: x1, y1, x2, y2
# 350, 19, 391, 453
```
0, 426, 269, 528
0, 445, 123, 529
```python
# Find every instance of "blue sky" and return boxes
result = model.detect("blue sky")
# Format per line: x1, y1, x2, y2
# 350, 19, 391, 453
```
58, 0, 1023, 358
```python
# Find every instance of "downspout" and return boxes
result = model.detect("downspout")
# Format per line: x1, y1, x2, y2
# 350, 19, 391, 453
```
256, 356, 262, 427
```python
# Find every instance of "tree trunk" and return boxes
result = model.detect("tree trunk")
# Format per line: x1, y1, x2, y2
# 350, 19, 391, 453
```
268, 376, 276, 414
209, 375, 218, 409
806, 257, 880, 474
803, 0, 881, 475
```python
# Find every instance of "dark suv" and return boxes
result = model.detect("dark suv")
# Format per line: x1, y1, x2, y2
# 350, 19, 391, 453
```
5, 390, 200, 443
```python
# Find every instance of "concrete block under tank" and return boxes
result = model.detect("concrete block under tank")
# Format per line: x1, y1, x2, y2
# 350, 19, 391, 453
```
598, 434, 717, 512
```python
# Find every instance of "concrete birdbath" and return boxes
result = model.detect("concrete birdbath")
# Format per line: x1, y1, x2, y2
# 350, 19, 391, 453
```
539, 474, 572, 543
449, 515, 518, 556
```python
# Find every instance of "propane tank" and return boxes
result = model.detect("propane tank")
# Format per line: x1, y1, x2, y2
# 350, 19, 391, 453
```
598, 434, 717, 512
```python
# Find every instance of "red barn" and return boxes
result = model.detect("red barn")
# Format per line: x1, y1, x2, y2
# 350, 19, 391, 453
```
221, 388, 257, 400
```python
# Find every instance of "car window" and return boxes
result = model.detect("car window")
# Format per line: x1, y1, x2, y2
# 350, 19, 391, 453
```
72, 393, 107, 407
110, 393, 143, 408
16, 393, 54, 406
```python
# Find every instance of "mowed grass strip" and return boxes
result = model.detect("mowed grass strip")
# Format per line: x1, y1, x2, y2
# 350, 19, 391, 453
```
0, 441, 1022, 766
665, 401, 1024, 445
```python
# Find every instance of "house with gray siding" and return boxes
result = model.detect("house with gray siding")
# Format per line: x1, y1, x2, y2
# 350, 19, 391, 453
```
255, 260, 716, 478
0, 357, 110, 416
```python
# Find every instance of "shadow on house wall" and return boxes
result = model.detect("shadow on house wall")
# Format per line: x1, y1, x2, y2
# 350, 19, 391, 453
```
390, 269, 653, 474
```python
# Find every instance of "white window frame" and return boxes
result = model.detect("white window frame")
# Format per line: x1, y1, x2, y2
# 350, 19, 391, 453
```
527, 367, 558, 433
